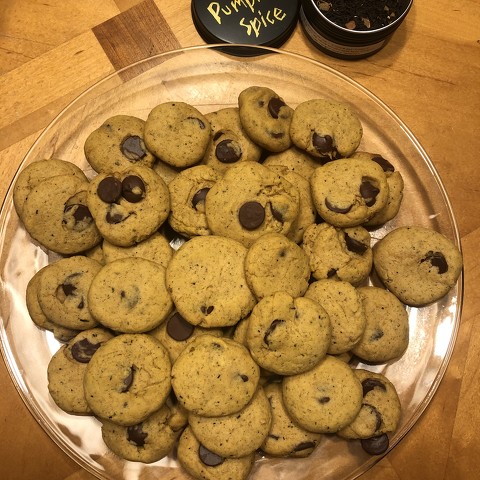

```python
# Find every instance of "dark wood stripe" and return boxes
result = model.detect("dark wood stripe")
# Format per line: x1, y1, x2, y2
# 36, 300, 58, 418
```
93, 0, 182, 81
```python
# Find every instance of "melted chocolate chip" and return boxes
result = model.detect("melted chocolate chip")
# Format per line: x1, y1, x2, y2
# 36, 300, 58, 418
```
325, 197, 353, 214
363, 403, 383, 432
121, 135, 146, 161
106, 210, 126, 224
239, 374, 249, 382
344, 232, 368, 255
166, 312, 195, 341
198, 444, 225, 467
360, 178, 380, 207
362, 378, 387, 396
371, 155, 395, 173
361, 433, 389, 455
318, 396, 331, 404
97, 176, 122, 203
270, 203, 284, 223
213, 130, 224, 141
192, 187, 210, 209
127, 423, 148, 447
268, 434, 280, 440
268, 97, 286, 119
312, 133, 335, 155
293, 441, 316, 452
200, 305, 214, 315
121, 365, 136, 393
370, 329, 384, 341
238, 201, 265, 230
121, 175, 145, 203
62, 283, 77, 296
420, 251, 448, 274
215, 139, 242, 163
64, 204, 93, 223
263, 319, 285, 346
187, 116, 206, 129
71, 338, 101, 363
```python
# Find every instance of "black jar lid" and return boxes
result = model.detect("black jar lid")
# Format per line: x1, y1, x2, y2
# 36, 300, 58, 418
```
191, 0, 300, 56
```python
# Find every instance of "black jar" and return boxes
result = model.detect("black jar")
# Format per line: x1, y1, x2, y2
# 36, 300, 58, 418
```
300, 0, 413, 60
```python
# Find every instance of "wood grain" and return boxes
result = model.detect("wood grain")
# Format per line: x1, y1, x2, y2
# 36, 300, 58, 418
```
0, 1, 479, 479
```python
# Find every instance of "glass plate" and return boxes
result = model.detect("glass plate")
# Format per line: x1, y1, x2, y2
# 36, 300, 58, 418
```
0, 45, 463, 480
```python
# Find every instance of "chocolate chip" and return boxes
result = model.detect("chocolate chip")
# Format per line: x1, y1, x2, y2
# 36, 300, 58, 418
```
360, 178, 380, 207
71, 338, 101, 363
213, 130, 224, 141
121, 175, 145, 203
325, 197, 353, 214
238, 201, 265, 230
192, 187, 210, 209
371, 155, 395, 173
121, 365, 136, 393
312, 132, 336, 156
263, 319, 285, 346
198, 444, 224, 466
268, 434, 280, 440
268, 97, 286, 119
200, 305, 214, 315
420, 251, 448, 274
97, 176, 122, 203
370, 329, 384, 341
327, 268, 337, 278
106, 210, 126, 224
293, 441, 316, 452
121, 135, 146, 161
215, 139, 242, 163
239, 374, 249, 382
362, 378, 387, 396
361, 433, 389, 455
270, 203, 284, 223
127, 424, 148, 447
318, 396, 330, 404
344, 232, 368, 255
62, 283, 77, 296
363, 403, 383, 432
64, 204, 93, 224
187, 116, 206, 129
166, 312, 195, 341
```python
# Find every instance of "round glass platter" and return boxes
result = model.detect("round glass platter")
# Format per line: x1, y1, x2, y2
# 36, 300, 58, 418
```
0, 45, 463, 480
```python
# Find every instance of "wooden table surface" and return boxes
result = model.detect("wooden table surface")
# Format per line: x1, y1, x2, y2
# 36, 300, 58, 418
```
0, 1, 479, 479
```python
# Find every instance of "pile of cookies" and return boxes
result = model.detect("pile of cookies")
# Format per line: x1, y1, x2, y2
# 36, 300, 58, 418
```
14, 85, 462, 480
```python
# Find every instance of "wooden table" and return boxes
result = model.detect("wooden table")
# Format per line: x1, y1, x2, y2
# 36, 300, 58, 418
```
0, 1, 478, 479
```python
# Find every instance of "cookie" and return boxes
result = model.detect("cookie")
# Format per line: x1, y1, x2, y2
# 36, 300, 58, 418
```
37, 256, 102, 331
351, 286, 409, 363
22, 173, 101, 254
87, 165, 170, 247
373, 226, 463, 306
238, 86, 293, 153
290, 98, 363, 161
267, 165, 316, 243
84, 115, 156, 173
244, 232, 310, 300
177, 426, 255, 480
302, 222, 372, 284
166, 235, 256, 328
188, 387, 272, 458
205, 162, 300, 247
167, 165, 221, 237
144, 102, 211, 168
171, 335, 260, 417
337, 370, 401, 443
282, 355, 363, 433
102, 231, 173, 269
262, 382, 322, 458
47, 328, 114, 414
100, 404, 177, 463
262, 146, 320, 180
13, 158, 87, 219
203, 107, 263, 173
88, 257, 173, 333
148, 310, 223, 363
310, 158, 389, 227
246, 291, 331, 375
305, 279, 366, 355
25, 267, 79, 342
84, 333, 171, 426
349, 152, 404, 227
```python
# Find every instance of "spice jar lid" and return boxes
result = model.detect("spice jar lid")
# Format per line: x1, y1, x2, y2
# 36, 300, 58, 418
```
191, 0, 300, 56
